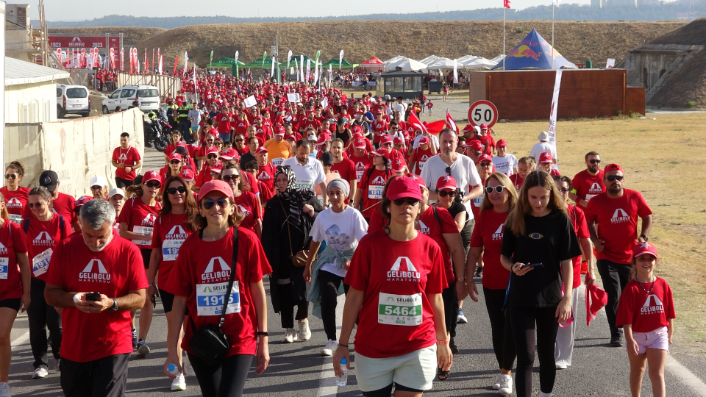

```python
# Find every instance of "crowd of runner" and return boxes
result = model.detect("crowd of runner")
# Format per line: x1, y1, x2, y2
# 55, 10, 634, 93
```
0, 71, 675, 397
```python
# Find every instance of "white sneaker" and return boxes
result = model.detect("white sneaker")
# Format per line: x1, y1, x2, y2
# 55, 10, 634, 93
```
321, 340, 338, 356
0, 382, 11, 397
539, 393, 552, 397
492, 373, 503, 390
298, 319, 311, 341
183, 355, 196, 377
456, 309, 468, 324
498, 374, 513, 395
283, 328, 297, 343
170, 374, 186, 391
555, 361, 568, 370
31, 367, 48, 379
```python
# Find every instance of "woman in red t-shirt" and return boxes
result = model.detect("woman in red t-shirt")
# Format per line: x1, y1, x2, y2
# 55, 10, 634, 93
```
162, 180, 271, 395
147, 176, 196, 391
465, 172, 518, 394
352, 148, 393, 222
0, 191, 30, 395
0, 161, 30, 224
333, 176, 451, 395
221, 164, 262, 238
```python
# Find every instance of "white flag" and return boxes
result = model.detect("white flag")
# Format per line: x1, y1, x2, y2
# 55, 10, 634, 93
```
453, 59, 458, 84
339, 50, 344, 70
287, 50, 292, 69
300, 55, 304, 83
547, 70, 563, 171
183, 51, 188, 74
306, 59, 311, 83
271, 56, 275, 77
295, 59, 299, 82
329, 64, 333, 87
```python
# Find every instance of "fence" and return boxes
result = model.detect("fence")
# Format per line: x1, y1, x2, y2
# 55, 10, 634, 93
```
4, 108, 145, 198
117, 73, 182, 99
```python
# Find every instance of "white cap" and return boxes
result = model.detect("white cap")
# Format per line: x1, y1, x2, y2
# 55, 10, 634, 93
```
89, 175, 108, 188
108, 188, 125, 199
538, 131, 549, 141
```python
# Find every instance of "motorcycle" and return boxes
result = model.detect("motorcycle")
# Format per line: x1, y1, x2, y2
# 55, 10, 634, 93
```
144, 110, 171, 152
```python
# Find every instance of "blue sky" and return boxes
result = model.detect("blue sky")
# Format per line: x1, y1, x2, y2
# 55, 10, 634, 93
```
32, 0, 595, 21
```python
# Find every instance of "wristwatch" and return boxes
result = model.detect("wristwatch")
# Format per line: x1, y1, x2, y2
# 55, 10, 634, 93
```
108, 298, 119, 312
640, 234, 649, 242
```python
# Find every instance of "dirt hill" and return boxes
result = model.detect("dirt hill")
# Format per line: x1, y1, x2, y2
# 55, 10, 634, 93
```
129, 20, 685, 67
48, 27, 167, 46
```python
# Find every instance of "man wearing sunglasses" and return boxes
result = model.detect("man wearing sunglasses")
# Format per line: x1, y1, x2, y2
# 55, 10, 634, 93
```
569, 151, 606, 212
585, 163, 653, 347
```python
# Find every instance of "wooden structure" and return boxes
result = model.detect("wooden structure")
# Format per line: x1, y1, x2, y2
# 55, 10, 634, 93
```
469, 69, 645, 120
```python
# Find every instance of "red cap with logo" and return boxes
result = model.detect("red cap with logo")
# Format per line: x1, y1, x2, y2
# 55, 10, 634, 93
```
393, 136, 405, 145
469, 140, 484, 151
219, 148, 238, 161
206, 146, 220, 156
197, 180, 235, 202
210, 163, 223, 175
436, 175, 457, 191
418, 136, 430, 145
480, 123, 488, 130
496, 139, 507, 147
633, 242, 658, 259
255, 147, 268, 154
352, 137, 366, 149
316, 134, 329, 146
168, 153, 183, 162
275, 126, 285, 136
372, 147, 389, 158
74, 195, 93, 207
143, 170, 162, 184
539, 152, 553, 163
386, 176, 423, 201
478, 154, 493, 164
380, 134, 393, 145
180, 169, 195, 182
391, 159, 407, 173
604, 163, 623, 173
413, 175, 426, 188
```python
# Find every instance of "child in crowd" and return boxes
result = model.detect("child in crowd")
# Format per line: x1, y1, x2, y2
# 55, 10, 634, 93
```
426, 100, 434, 116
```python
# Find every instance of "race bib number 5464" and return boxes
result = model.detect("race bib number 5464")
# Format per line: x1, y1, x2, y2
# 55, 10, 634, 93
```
378, 292, 423, 326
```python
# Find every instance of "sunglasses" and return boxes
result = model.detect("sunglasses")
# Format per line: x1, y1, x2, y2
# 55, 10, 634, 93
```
207, 154, 218, 159
144, 182, 161, 188
207, 139, 214, 143
5, 174, 17, 180
485, 186, 507, 194
222, 174, 240, 182
169, 160, 181, 165
589, 159, 601, 164
27, 202, 46, 209
607, 175, 624, 182
445, 166, 452, 176
202, 197, 229, 210
235, 139, 244, 142
167, 186, 186, 195
480, 162, 493, 167
438, 190, 456, 197
393, 198, 420, 206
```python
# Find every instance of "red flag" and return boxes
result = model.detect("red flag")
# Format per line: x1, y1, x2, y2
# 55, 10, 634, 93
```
504, 0, 511, 8
407, 111, 428, 133
446, 110, 459, 133
173, 56, 179, 76
425, 120, 447, 135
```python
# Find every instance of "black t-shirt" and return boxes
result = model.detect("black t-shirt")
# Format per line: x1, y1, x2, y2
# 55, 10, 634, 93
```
500, 209, 581, 308
239, 152, 256, 170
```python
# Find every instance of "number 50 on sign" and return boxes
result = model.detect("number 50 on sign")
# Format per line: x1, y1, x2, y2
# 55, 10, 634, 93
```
468, 100, 499, 128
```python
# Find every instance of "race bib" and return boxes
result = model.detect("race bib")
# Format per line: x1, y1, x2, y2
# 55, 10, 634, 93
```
418, 161, 425, 170
132, 226, 153, 246
378, 292, 423, 326
0, 258, 8, 279
272, 157, 284, 166
162, 239, 185, 262
368, 185, 384, 200
472, 195, 484, 208
356, 170, 364, 180
8, 214, 22, 225
295, 179, 313, 191
196, 281, 240, 316
32, 248, 53, 277
585, 194, 597, 202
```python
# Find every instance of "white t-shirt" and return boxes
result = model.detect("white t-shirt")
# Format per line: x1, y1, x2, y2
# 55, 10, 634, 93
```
419, 153, 482, 218
529, 142, 557, 162
492, 154, 519, 176
309, 206, 368, 277
393, 103, 407, 119
281, 156, 326, 193
412, 134, 440, 150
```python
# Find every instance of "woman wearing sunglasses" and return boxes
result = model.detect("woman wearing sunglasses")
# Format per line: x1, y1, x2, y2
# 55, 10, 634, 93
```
1, 161, 30, 225
262, 166, 324, 343
333, 176, 451, 396
118, 170, 163, 356
162, 180, 271, 396
146, 176, 197, 391
0, 191, 30, 397
499, 171, 581, 397
24, 187, 71, 379
465, 172, 518, 395
221, 164, 262, 239
160, 153, 185, 182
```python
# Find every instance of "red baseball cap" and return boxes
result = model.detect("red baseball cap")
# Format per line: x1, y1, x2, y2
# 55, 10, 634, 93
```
143, 170, 162, 185
316, 134, 329, 146
380, 135, 393, 145
219, 148, 238, 161
372, 148, 389, 158
255, 147, 268, 155
420, 135, 433, 145
168, 153, 183, 162
210, 164, 223, 175
539, 152, 553, 163
496, 139, 507, 147
391, 159, 407, 173
197, 180, 234, 202
180, 169, 195, 182
604, 163, 623, 173
393, 136, 405, 145
386, 177, 423, 201
275, 126, 285, 136
352, 137, 366, 149
436, 175, 457, 191
375, 108, 383, 114
633, 242, 658, 259
586, 284, 608, 327
478, 154, 493, 164
413, 175, 426, 188
206, 146, 219, 156
462, 124, 475, 132
480, 123, 488, 130
74, 195, 93, 207
469, 140, 484, 151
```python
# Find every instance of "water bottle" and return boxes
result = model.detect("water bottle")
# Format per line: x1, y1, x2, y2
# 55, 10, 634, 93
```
167, 364, 180, 377
336, 358, 348, 387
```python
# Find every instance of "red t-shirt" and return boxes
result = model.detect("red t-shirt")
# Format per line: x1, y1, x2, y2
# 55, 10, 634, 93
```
151, 213, 192, 285
472, 135, 495, 155
359, 168, 390, 219
418, 206, 458, 283
22, 192, 76, 229
344, 230, 446, 358
350, 153, 372, 181
46, 231, 148, 362
585, 189, 652, 264
195, 167, 214, 188
25, 215, 71, 281
299, 119, 321, 132
234, 191, 261, 232
566, 204, 590, 289
234, 119, 250, 136
0, 220, 28, 301
616, 277, 676, 333
371, 121, 388, 144
330, 159, 357, 182
256, 164, 277, 203
217, 113, 232, 134
163, 227, 272, 358
509, 174, 524, 191
409, 147, 434, 176
470, 208, 510, 290
1, 186, 30, 224
117, 197, 162, 249
112, 146, 142, 181
571, 169, 605, 212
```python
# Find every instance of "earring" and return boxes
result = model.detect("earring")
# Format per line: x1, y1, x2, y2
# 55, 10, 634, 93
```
387, 207, 390, 212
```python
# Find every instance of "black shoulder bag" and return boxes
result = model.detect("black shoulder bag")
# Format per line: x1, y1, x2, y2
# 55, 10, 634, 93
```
189, 227, 239, 367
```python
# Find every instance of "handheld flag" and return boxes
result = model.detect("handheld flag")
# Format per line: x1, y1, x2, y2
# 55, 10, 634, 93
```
407, 111, 428, 134
446, 110, 459, 133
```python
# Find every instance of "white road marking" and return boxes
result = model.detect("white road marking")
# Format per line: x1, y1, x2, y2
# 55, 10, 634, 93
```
10, 330, 30, 351
317, 293, 347, 397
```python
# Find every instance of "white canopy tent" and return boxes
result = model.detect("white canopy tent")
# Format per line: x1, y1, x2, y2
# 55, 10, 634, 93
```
418, 55, 440, 66
425, 57, 457, 70
384, 57, 428, 72
382, 55, 406, 65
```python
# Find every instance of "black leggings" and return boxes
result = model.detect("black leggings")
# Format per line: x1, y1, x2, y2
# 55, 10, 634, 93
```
188, 353, 253, 397
27, 277, 62, 369
442, 281, 458, 338
318, 270, 349, 341
510, 305, 559, 397
276, 283, 308, 329
483, 287, 516, 371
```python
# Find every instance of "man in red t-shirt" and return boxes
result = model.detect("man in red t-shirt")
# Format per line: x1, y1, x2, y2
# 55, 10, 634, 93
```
330, 139, 358, 201
44, 199, 147, 396
111, 133, 142, 189
570, 151, 605, 212
585, 163, 653, 347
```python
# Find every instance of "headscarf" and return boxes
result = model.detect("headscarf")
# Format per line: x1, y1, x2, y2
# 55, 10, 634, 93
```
327, 178, 350, 199
275, 165, 314, 227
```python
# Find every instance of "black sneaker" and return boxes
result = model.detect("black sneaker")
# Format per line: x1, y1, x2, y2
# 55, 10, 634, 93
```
450, 338, 459, 354
610, 335, 623, 347
474, 267, 483, 277
132, 329, 138, 351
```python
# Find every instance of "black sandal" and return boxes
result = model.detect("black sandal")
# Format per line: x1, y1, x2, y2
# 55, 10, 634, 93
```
437, 367, 450, 381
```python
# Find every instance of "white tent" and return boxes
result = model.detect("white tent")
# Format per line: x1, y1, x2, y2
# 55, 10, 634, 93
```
457, 55, 480, 64
490, 54, 506, 63
385, 57, 428, 72
463, 57, 500, 70
383, 55, 406, 65
425, 57, 457, 70
418, 55, 441, 66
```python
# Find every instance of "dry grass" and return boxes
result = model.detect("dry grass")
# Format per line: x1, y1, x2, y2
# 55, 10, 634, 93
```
128, 21, 685, 68
48, 27, 168, 46
484, 113, 706, 357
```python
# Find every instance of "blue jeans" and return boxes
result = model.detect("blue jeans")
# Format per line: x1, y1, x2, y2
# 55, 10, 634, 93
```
220, 133, 232, 143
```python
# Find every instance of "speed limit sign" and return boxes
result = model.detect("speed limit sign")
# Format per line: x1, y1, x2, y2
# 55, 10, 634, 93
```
468, 100, 499, 128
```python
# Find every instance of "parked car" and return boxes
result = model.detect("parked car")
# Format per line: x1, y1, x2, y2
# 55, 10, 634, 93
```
102, 85, 160, 114
56, 84, 90, 118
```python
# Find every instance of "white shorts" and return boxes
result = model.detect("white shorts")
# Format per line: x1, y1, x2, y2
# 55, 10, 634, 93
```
632, 326, 669, 354
355, 345, 437, 392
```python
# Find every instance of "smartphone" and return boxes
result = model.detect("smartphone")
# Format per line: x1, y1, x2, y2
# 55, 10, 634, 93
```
523, 262, 544, 268
85, 292, 101, 301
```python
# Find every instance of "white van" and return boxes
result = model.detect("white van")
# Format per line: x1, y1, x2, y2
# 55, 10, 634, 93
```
102, 85, 160, 113
56, 84, 90, 118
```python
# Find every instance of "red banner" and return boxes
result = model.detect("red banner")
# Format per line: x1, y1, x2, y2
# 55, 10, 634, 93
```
49, 35, 120, 50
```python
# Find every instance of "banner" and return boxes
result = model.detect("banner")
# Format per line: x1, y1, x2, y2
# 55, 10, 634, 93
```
453, 59, 458, 84
287, 93, 300, 103
262, 51, 267, 69
300, 55, 304, 83
295, 59, 299, 82
271, 56, 275, 77
306, 59, 311, 83
329, 64, 333, 87
109, 48, 115, 70
209, 50, 214, 65
56, 49, 63, 65
243, 95, 257, 108
183, 51, 188, 75
173, 56, 178, 76
339, 49, 344, 70
120, 47, 124, 71
235, 51, 239, 78
287, 50, 292, 70
158, 55, 163, 75
547, 69, 562, 170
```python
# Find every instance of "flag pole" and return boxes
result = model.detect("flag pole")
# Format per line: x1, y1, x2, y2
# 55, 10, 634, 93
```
552, 1, 555, 70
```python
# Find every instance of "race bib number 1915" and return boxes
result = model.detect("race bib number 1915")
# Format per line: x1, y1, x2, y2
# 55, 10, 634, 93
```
196, 281, 240, 316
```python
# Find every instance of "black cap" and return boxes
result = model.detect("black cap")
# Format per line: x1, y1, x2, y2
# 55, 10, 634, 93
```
175, 146, 189, 156
320, 152, 334, 166
337, 117, 346, 125
283, 120, 292, 126
39, 170, 58, 191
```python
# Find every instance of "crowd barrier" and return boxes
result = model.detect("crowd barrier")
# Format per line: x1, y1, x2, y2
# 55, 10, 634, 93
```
4, 108, 145, 199
117, 73, 182, 99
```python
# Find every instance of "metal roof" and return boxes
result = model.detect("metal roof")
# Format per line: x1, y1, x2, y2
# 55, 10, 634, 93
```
5, 57, 70, 86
